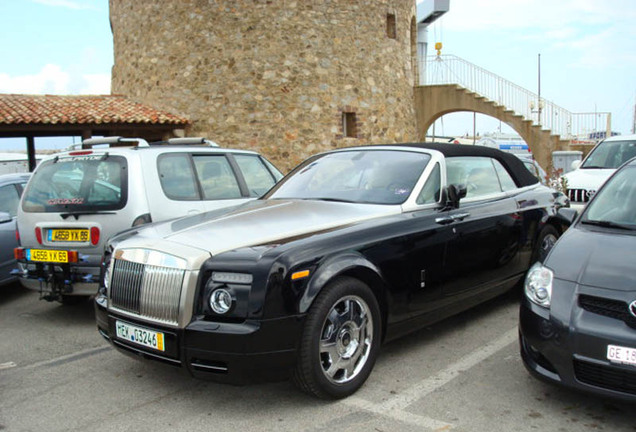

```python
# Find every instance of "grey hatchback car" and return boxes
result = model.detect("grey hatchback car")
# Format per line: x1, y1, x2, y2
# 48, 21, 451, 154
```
15, 137, 282, 302
0, 172, 30, 286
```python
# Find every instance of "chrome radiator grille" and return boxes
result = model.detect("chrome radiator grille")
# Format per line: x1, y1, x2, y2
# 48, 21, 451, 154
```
110, 258, 185, 325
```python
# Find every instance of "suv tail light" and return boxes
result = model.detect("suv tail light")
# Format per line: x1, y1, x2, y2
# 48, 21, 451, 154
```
90, 227, 100, 246
15, 228, 20, 244
35, 227, 42, 244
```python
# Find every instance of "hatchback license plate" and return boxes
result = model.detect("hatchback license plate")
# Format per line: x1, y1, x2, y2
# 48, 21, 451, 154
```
607, 344, 636, 366
26, 249, 68, 263
49, 229, 89, 243
115, 320, 165, 352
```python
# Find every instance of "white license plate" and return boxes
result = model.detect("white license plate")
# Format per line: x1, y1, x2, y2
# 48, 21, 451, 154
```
115, 320, 165, 352
607, 344, 636, 366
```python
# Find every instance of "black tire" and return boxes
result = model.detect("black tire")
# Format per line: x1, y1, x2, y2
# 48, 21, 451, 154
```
292, 276, 381, 399
532, 225, 559, 264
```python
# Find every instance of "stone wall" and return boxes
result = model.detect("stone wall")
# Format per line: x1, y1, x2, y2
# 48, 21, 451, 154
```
110, 0, 418, 172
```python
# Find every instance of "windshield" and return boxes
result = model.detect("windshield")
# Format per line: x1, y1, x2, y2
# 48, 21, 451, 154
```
581, 139, 636, 169
266, 149, 431, 205
22, 154, 127, 212
582, 166, 636, 229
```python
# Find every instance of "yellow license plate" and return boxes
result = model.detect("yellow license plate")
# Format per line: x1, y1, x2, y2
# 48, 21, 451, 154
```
49, 229, 90, 243
26, 249, 68, 263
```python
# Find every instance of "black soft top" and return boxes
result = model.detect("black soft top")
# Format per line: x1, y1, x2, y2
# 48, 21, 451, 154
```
397, 142, 539, 187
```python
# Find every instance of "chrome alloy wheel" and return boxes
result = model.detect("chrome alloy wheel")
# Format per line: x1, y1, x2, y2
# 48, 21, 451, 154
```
318, 295, 374, 384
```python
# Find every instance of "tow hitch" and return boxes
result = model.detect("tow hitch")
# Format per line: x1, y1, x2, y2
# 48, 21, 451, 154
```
35, 263, 74, 302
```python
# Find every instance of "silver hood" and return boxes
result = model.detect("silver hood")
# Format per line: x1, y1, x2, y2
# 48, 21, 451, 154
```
120, 199, 401, 256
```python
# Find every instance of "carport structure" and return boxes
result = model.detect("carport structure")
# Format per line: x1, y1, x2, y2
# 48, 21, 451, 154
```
0, 94, 190, 171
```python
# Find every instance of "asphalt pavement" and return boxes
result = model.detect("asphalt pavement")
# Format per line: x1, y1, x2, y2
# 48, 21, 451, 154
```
1, 282, 634, 432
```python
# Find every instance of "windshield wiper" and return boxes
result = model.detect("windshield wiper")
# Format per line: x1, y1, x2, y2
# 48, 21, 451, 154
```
581, 219, 634, 230
581, 165, 609, 169
60, 211, 117, 220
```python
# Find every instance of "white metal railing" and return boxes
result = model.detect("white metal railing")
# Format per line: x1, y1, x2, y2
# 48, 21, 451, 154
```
422, 54, 611, 141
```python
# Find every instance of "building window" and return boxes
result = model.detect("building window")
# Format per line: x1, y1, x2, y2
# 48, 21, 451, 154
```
386, 13, 397, 39
342, 112, 357, 138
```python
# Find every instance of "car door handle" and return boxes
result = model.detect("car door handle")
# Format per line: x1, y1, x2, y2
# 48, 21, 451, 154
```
451, 212, 470, 221
435, 215, 455, 225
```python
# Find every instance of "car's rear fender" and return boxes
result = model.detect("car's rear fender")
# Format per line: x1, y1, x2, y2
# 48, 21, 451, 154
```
542, 207, 576, 237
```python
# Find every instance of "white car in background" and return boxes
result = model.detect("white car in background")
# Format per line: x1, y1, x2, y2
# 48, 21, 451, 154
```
563, 134, 636, 211
15, 137, 283, 303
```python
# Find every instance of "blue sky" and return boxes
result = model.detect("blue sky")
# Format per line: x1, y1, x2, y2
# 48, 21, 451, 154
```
0, 0, 634, 152
0, 0, 111, 95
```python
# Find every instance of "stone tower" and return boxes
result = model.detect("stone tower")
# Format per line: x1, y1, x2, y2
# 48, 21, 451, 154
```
110, 0, 418, 171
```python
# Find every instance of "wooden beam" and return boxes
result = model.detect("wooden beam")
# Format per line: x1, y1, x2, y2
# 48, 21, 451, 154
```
81, 129, 92, 140
26, 136, 36, 172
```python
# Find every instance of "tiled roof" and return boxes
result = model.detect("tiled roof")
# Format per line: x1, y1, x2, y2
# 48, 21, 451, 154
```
0, 94, 189, 126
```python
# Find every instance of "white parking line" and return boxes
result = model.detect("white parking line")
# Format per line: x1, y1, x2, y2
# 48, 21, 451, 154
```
381, 327, 518, 411
344, 396, 452, 430
19, 346, 111, 370
0, 361, 17, 370
344, 326, 518, 430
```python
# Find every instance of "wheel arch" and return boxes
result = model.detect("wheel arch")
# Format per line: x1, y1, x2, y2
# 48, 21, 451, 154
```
299, 252, 389, 339
540, 208, 574, 239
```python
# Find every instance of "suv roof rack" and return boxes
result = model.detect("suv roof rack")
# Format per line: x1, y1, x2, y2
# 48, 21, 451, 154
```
68, 137, 150, 150
165, 137, 220, 147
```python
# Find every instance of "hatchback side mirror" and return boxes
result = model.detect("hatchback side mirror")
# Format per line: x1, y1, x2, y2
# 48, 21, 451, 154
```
0, 212, 12, 224
444, 184, 467, 209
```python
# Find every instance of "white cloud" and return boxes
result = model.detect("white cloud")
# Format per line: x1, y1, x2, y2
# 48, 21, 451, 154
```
31, 0, 96, 10
0, 64, 110, 95
429, 0, 635, 32
0, 64, 69, 94
78, 73, 111, 94
424, 0, 636, 80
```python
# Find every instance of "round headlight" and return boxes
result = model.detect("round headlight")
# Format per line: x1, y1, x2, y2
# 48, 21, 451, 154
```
209, 289, 233, 314
525, 262, 553, 308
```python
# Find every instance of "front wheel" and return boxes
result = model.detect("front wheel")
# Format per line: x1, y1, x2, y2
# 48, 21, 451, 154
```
292, 276, 381, 399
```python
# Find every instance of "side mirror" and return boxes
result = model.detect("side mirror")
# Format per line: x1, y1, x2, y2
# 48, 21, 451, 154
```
571, 160, 581, 171
556, 207, 578, 227
444, 184, 467, 209
0, 212, 12, 224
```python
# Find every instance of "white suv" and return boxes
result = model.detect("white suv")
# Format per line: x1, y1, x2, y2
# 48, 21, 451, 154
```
15, 137, 282, 303
562, 134, 636, 211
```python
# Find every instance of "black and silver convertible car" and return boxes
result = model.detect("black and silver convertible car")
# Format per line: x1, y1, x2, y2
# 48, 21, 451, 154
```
520, 157, 636, 402
96, 143, 570, 398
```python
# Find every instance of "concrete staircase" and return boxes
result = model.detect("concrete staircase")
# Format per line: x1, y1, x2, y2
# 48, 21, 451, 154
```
417, 55, 611, 168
